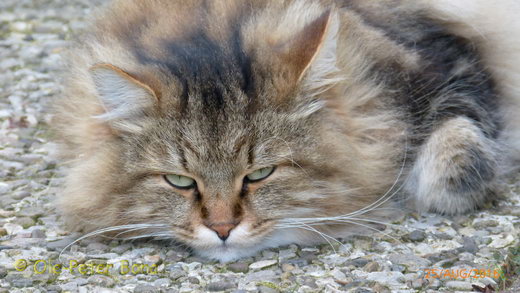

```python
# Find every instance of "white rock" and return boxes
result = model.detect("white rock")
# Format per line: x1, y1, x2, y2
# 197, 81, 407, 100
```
488, 234, 515, 248
445, 280, 473, 291
249, 259, 277, 270
366, 271, 405, 287
4, 223, 23, 235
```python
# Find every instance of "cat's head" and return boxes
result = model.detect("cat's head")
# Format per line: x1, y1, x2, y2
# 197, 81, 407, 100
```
56, 0, 398, 261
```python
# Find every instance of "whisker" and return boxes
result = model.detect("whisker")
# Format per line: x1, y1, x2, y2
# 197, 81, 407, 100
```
59, 223, 168, 261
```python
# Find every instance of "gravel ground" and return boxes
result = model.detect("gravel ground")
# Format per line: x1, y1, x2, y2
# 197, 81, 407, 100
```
1, 0, 519, 292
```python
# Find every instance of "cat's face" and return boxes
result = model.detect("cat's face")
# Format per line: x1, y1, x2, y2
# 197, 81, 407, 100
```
95, 64, 359, 261
56, 1, 397, 261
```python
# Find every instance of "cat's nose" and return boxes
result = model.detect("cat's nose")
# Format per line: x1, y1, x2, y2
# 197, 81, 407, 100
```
208, 223, 237, 241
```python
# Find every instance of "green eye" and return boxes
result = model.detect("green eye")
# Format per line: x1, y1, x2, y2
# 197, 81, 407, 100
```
246, 167, 275, 182
164, 174, 196, 189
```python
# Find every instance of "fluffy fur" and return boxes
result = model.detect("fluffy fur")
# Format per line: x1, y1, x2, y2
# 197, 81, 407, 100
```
52, 0, 520, 261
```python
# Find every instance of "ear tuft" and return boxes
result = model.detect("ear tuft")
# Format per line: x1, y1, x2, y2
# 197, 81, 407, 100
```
90, 64, 158, 132
274, 10, 333, 83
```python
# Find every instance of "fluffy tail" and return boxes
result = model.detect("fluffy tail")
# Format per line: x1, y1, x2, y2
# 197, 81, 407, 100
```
424, 0, 520, 169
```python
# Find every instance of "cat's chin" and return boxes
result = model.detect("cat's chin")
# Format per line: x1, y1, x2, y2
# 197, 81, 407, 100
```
190, 226, 311, 262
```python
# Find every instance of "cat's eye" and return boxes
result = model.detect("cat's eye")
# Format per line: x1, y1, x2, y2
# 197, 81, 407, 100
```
164, 174, 196, 189
246, 167, 275, 182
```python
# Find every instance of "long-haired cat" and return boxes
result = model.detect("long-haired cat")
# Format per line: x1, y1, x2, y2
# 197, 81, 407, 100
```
52, 0, 520, 261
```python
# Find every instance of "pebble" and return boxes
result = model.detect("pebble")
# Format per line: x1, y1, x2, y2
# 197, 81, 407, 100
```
245, 270, 278, 282
86, 242, 109, 252
60, 282, 79, 291
445, 280, 474, 291
458, 236, 478, 254
207, 281, 236, 291
365, 272, 405, 287
0, 266, 6, 279
388, 254, 431, 272
153, 278, 171, 287
249, 259, 278, 270
133, 284, 158, 293
13, 216, 36, 228
30, 229, 45, 238
363, 261, 382, 272
331, 269, 351, 285
87, 275, 115, 287
4, 223, 23, 235
407, 230, 426, 242
258, 286, 279, 293
46, 237, 76, 251
17, 206, 44, 218
473, 219, 499, 229
228, 262, 249, 273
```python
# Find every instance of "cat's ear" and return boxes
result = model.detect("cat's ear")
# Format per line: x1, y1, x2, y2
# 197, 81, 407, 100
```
89, 64, 158, 133
273, 10, 334, 84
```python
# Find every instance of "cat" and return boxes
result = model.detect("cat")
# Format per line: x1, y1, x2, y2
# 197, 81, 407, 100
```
52, 0, 520, 261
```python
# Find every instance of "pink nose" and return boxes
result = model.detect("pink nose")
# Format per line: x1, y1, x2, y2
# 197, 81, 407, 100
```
208, 223, 237, 241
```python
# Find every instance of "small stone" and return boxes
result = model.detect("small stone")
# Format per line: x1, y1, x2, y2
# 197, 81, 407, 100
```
207, 281, 236, 291
407, 230, 426, 242
250, 259, 278, 270
279, 248, 296, 261
228, 262, 249, 273
87, 275, 115, 287
188, 277, 200, 284
111, 243, 132, 254
12, 191, 31, 200
331, 269, 351, 285
349, 288, 372, 293
0, 210, 15, 218
0, 266, 6, 279
473, 219, 499, 229
30, 229, 46, 238
133, 284, 157, 293
186, 262, 202, 271
47, 237, 76, 251
281, 263, 295, 272
17, 206, 44, 218
366, 272, 405, 287
258, 286, 279, 293
411, 278, 425, 289
11, 278, 34, 288
245, 270, 277, 282
389, 254, 431, 272
0, 58, 18, 70
86, 242, 109, 252
13, 216, 36, 228
144, 254, 161, 264
458, 237, 478, 254
153, 278, 171, 287
371, 283, 391, 293
300, 276, 318, 289
445, 280, 473, 291
4, 223, 23, 235
364, 261, 382, 272
167, 266, 185, 280
46, 285, 62, 292
488, 234, 515, 248
350, 257, 369, 267
60, 282, 78, 291
0, 228, 7, 236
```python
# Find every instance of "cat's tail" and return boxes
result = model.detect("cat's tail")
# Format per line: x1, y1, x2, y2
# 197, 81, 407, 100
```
424, 0, 520, 172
